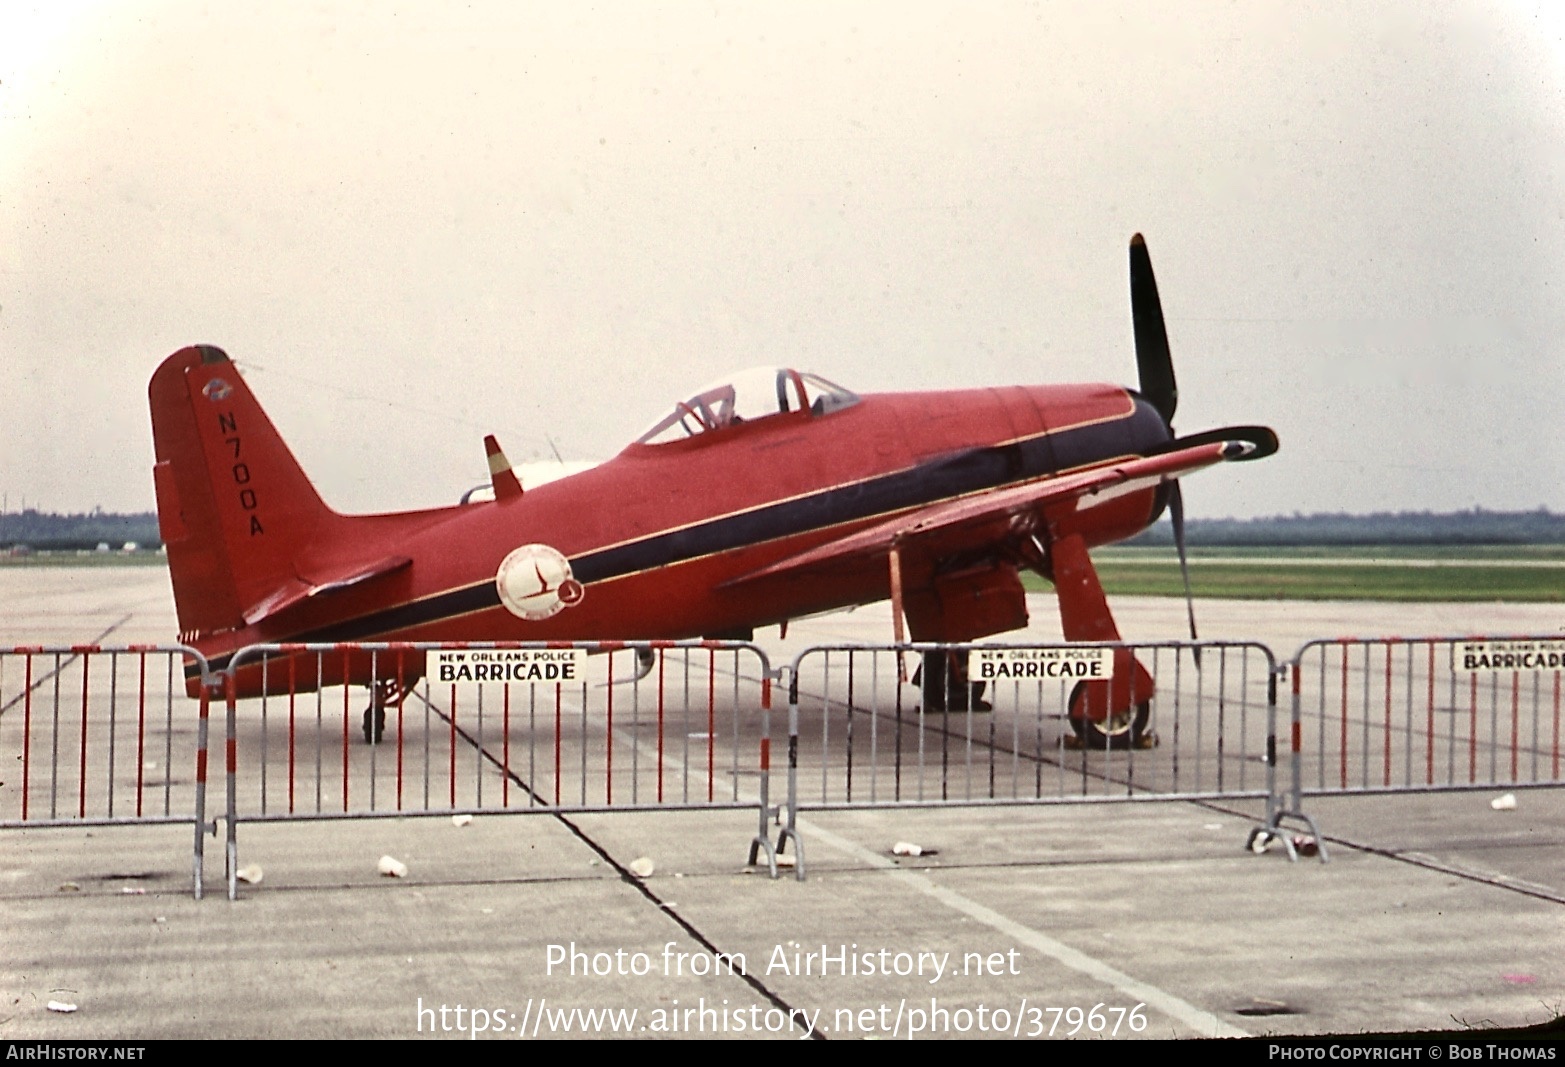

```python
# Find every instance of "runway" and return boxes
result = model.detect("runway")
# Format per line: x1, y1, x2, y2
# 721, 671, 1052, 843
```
1, 566, 1561, 1041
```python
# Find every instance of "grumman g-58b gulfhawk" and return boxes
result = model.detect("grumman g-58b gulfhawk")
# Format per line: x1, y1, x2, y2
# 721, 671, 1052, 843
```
149, 235, 1276, 747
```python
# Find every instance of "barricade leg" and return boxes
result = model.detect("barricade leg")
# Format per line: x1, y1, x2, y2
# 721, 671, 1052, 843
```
1245, 662, 1328, 863
746, 769, 779, 879
777, 708, 805, 881
744, 683, 803, 880
775, 797, 805, 882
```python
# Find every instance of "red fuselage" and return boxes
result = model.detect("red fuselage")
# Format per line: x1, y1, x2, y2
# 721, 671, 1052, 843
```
192, 382, 1166, 677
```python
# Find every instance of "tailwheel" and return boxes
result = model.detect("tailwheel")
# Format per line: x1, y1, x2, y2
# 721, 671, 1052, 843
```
362, 680, 404, 744
1067, 679, 1153, 751
913, 650, 991, 714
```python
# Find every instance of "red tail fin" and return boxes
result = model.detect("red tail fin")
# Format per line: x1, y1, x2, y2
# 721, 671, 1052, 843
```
149, 345, 334, 641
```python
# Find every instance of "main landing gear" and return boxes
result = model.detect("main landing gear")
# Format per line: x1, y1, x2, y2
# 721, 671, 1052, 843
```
913, 650, 991, 713
1042, 532, 1159, 751
1067, 678, 1153, 751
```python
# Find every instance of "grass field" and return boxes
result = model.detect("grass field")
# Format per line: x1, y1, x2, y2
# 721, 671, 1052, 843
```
1105, 544, 1565, 562
1036, 545, 1565, 601
0, 551, 168, 567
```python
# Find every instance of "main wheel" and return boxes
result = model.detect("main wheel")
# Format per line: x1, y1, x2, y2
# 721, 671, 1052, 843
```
1067, 681, 1150, 750
362, 705, 386, 744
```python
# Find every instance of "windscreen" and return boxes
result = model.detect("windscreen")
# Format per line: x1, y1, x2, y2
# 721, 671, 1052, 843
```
635, 367, 858, 444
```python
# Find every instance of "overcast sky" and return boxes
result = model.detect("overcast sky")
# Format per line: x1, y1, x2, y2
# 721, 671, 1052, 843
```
3, 1, 1563, 521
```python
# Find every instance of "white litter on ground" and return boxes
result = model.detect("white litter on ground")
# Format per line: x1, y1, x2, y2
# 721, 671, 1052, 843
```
378, 855, 409, 878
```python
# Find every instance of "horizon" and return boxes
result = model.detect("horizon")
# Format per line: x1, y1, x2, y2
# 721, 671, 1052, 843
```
6, 503, 1565, 524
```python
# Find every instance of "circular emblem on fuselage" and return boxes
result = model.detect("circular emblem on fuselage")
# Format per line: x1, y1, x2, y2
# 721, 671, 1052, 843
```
496, 543, 584, 620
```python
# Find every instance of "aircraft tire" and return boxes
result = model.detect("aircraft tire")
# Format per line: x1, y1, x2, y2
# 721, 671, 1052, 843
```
1067, 681, 1150, 750
363, 706, 386, 745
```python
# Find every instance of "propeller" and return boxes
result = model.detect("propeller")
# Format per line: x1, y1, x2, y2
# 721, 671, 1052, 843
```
1130, 234, 1198, 646
1130, 233, 1177, 426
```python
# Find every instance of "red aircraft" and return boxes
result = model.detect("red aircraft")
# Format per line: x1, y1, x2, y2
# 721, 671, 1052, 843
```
148, 234, 1276, 746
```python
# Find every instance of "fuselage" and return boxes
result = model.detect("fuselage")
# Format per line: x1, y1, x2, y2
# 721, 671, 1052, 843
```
196, 379, 1171, 693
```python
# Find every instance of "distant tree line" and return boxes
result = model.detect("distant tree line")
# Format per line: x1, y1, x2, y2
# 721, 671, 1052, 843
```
0, 510, 162, 551
6, 507, 1565, 552
1126, 508, 1565, 547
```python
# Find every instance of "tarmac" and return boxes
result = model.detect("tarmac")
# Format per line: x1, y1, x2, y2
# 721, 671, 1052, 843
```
2, 565, 1563, 1041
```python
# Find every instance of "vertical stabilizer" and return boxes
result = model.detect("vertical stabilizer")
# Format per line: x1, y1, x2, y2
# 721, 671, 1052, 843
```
149, 346, 334, 639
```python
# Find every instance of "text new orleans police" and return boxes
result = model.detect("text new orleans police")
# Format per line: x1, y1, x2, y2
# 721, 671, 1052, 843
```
971, 647, 1115, 681
427, 648, 587, 685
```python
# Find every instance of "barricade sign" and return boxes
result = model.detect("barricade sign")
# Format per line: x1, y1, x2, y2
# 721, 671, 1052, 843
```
0, 645, 216, 898
1451, 639, 1565, 675
428, 647, 589, 685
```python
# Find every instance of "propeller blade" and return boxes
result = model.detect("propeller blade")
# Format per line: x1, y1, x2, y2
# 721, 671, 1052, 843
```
1130, 233, 1178, 425
1170, 481, 1200, 657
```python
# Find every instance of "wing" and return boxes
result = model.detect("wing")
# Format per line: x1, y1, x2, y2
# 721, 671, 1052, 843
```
723, 436, 1258, 591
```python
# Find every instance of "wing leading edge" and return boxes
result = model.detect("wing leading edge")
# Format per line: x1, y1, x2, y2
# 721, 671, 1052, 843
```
724, 436, 1257, 591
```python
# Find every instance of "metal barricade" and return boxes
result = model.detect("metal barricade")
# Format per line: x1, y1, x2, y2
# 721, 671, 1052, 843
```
1286, 636, 1564, 809
220, 640, 780, 898
0, 644, 217, 898
781, 641, 1282, 870
11, 633, 1558, 898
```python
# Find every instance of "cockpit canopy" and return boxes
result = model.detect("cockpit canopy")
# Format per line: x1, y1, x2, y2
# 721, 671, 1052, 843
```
635, 366, 860, 445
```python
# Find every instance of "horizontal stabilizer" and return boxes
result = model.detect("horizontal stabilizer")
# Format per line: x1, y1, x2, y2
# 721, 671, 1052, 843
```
241, 554, 412, 625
